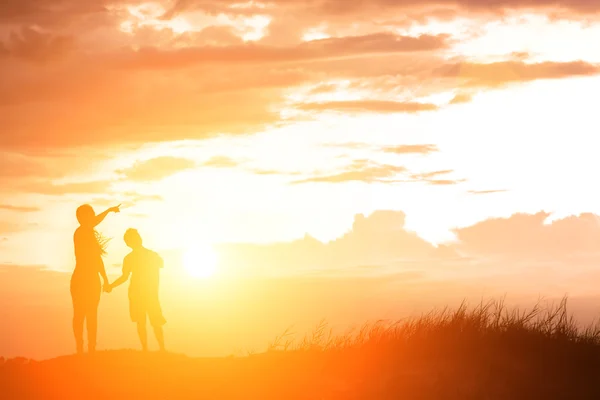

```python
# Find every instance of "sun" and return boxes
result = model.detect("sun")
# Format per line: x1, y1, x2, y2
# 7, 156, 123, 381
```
183, 244, 218, 278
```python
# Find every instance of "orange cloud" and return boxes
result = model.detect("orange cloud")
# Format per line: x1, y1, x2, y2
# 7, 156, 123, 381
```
0, 205, 40, 213
219, 210, 438, 272
117, 156, 196, 181
114, 33, 449, 69
202, 156, 239, 168
18, 180, 113, 195
453, 212, 600, 260
449, 93, 473, 104
292, 160, 407, 184
438, 61, 600, 87
161, 0, 600, 18
468, 189, 508, 195
299, 100, 438, 114
383, 144, 439, 155
0, 27, 74, 63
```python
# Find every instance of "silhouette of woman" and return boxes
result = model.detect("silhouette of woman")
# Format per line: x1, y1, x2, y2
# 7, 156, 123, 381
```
71, 204, 120, 354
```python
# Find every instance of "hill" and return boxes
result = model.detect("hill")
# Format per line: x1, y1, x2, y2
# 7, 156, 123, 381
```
2, 299, 600, 399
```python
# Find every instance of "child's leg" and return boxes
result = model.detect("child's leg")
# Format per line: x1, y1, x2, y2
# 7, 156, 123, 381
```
137, 319, 148, 351
153, 325, 165, 351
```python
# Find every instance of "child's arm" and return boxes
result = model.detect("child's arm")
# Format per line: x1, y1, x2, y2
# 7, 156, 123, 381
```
93, 204, 121, 228
99, 262, 110, 292
110, 260, 132, 291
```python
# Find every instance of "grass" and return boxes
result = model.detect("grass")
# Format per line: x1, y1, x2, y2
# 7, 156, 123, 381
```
3, 297, 600, 399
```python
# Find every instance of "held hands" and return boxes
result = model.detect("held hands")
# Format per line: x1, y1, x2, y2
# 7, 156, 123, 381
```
103, 283, 112, 294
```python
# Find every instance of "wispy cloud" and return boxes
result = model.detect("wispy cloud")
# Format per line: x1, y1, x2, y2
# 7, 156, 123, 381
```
383, 144, 439, 155
299, 100, 438, 114
118, 156, 197, 182
18, 180, 112, 195
468, 189, 508, 195
0, 205, 39, 213
292, 160, 406, 184
202, 156, 239, 168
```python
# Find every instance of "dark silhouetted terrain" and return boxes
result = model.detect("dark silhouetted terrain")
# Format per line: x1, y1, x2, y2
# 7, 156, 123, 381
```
2, 299, 600, 399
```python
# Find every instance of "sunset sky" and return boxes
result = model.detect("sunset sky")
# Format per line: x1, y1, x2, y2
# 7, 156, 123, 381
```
2, 0, 600, 359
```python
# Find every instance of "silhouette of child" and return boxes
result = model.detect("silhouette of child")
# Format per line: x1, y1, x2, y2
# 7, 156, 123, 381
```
71, 204, 120, 354
109, 228, 166, 352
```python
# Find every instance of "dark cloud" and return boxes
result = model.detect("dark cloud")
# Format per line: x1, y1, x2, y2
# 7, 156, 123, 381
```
117, 156, 197, 182
299, 100, 438, 114
202, 156, 239, 168
0, 205, 39, 212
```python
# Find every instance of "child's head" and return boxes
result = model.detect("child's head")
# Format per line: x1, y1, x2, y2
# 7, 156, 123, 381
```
76, 204, 95, 227
124, 228, 143, 249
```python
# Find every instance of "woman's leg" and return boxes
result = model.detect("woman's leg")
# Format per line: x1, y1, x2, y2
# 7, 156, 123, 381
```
86, 306, 98, 353
71, 278, 85, 354
73, 305, 85, 354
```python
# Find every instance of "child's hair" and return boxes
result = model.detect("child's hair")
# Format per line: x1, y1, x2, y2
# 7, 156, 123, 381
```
124, 228, 142, 248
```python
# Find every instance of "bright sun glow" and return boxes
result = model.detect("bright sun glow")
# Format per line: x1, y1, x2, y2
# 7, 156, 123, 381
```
183, 245, 218, 278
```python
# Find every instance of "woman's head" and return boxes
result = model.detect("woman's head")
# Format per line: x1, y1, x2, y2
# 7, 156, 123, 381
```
76, 204, 95, 227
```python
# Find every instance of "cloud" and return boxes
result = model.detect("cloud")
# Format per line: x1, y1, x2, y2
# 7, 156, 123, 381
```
0, 153, 50, 178
114, 33, 449, 69
292, 160, 463, 185
449, 93, 473, 104
91, 191, 163, 209
299, 100, 438, 114
118, 156, 197, 181
438, 61, 600, 88
0, 221, 38, 235
123, 192, 164, 202
453, 212, 600, 261
202, 156, 239, 168
161, 0, 600, 19
0, 3, 597, 152
0, 27, 74, 63
426, 179, 465, 185
410, 170, 453, 179
383, 144, 439, 155
468, 189, 508, 195
218, 210, 438, 271
17, 180, 112, 195
0, 205, 39, 213
292, 160, 407, 184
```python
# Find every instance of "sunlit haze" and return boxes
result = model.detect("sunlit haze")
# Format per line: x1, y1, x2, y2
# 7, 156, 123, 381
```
2, 0, 600, 362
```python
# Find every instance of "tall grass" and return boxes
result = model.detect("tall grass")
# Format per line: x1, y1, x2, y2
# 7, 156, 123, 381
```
267, 297, 600, 353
